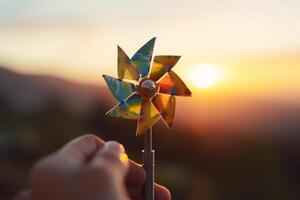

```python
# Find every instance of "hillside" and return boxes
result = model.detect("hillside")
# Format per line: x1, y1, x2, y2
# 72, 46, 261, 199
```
0, 67, 110, 113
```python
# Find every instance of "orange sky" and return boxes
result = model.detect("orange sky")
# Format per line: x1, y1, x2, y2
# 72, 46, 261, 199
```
0, 0, 300, 104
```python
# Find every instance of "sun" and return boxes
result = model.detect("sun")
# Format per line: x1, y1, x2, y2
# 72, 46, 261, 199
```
189, 64, 222, 88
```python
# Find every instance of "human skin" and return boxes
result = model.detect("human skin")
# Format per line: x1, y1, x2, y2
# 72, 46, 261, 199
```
14, 134, 171, 200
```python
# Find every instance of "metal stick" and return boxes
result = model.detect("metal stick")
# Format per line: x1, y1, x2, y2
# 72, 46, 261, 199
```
143, 127, 154, 200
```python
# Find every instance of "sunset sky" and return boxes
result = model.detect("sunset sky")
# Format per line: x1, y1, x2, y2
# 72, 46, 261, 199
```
0, 0, 300, 103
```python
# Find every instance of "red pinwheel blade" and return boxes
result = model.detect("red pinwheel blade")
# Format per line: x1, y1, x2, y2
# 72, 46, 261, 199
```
149, 55, 181, 82
157, 71, 191, 96
136, 99, 161, 135
106, 93, 142, 119
152, 94, 176, 128
117, 46, 140, 81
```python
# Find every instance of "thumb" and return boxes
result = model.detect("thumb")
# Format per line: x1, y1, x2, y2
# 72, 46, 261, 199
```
81, 141, 130, 200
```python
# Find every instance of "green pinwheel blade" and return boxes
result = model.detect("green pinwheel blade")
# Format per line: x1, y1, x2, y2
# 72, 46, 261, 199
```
103, 75, 137, 102
131, 37, 156, 78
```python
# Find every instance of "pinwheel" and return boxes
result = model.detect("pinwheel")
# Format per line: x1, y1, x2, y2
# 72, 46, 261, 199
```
102, 37, 191, 200
103, 37, 191, 135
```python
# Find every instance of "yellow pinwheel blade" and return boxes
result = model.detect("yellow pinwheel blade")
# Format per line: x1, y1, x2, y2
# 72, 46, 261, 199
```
106, 93, 142, 119
152, 94, 176, 128
136, 99, 161, 135
157, 71, 192, 96
149, 55, 181, 81
117, 46, 140, 81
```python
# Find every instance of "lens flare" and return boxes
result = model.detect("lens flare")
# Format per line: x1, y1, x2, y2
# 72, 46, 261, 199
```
189, 64, 222, 88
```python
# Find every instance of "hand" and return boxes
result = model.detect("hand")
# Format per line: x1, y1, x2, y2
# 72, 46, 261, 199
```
15, 134, 171, 200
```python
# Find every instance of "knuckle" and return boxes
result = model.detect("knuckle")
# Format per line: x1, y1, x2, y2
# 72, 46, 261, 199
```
106, 141, 125, 152
78, 134, 104, 147
78, 134, 99, 147
107, 140, 121, 146
82, 134, 98, 142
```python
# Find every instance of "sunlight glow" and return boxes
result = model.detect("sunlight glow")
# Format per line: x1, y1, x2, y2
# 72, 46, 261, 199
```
189, 64, 222, 88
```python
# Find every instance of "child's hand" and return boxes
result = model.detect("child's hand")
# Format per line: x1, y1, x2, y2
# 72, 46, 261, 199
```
15, 134, 171, 200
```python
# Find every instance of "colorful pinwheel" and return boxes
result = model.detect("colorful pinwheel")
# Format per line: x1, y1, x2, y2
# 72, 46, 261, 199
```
102, 37, 191, 200
103, 37, 191, 135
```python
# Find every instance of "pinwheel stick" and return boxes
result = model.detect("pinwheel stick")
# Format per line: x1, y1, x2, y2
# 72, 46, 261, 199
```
143, 127, 154, 200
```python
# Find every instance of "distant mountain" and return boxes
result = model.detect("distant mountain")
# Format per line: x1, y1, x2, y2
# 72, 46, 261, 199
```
0, 67, 111, 113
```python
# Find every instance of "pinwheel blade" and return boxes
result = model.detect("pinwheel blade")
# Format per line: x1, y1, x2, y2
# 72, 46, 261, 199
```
157, 71, 192, 96
103, 75, 137, 102
149, 56, 181, 81
106, 93, 141, 119
152, 94, 176, 128
137, 99, 161, 135
118, 46, 140, 81
131, 37, 156, 78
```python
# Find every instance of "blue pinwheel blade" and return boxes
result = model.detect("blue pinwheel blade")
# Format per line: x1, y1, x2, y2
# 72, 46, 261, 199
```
131, 37, 156, 78
106, 93, 142, 119
103, 75, 137, 102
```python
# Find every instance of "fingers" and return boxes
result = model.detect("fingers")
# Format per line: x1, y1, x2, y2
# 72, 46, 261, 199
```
59, 134, 105, 163
81, 141, 130, 200
155, 184, 171, 200
89, 141, 129, 177
127, 184, 171, 200
29, 134, 105, 200
86, 141, 170, 200
29, 134, 171, 200
126, 160, 146, 186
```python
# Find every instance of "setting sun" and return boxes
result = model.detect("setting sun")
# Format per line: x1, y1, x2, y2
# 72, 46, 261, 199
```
189, 64, 222, 88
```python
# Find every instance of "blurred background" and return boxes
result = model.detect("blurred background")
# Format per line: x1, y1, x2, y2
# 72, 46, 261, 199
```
0, 0, 300, 199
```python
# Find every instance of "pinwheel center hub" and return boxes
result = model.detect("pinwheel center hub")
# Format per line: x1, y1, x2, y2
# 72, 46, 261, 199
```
138, 78, 157, 99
